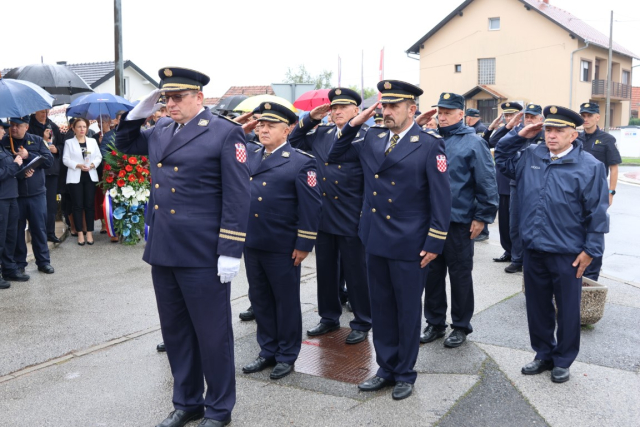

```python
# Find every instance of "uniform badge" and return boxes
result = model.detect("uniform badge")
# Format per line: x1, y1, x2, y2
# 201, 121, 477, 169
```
356, 132, 360, 138
198, 119, 209, 126
164, 68, 172, 77
264, 103, 271, 110
378, 132, 387, 138
235, 143, 247, 163
27, 140, 34, 145
550, 106, 558, 114
444, 93, 451, 100
436, 155, 447, 173
327, 128, 334, 134
410, 135, 419, 142
595, 139, 601, 145
505, 103, 510, 107
282, 151, 290, 158
384, 81, 392, 90
585, 103, 590, 108
528, 105, 535, 109
307, 171, 317, 187
335, 89, 342, 95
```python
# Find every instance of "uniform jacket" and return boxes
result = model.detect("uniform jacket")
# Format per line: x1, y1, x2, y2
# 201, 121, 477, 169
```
2, 133, 53, 198
499, 128, 545, 187
115, 108, 251, 267
62, 137, 103, 183
0, 145, 20, 200
471, 120, 488, 136
245, 142, 322, 254
578, 127, 621, 174
439, 122, 498, 224
289, 115, 364, 236
329, 122, 451, 260
28, 116, 64, 176
495, 136, 609, 257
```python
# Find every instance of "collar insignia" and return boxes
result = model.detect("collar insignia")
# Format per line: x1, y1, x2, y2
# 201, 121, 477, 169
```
410, 135, 419, 142
282, 151, 290, 158
198, 119, 209, 126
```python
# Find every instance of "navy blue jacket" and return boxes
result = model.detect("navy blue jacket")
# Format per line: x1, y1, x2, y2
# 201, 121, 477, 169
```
0, 145, 20, 200
471, 120, 487, 136
329, 122, 451, 260
289, 115, 364, 237
495, 135, 609, 257
245, 142, 322, 254
439, 122, 498, 224
115, 108, 251, 267
2, 133, 53, 198
28, 116, 64, 176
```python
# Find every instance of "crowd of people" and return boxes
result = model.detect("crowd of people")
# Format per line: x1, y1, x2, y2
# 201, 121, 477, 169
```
1, 63, 616, 427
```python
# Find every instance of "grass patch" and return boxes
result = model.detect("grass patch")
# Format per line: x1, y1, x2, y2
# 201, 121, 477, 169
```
581, 324, 595, 331
621, 157, 640, 165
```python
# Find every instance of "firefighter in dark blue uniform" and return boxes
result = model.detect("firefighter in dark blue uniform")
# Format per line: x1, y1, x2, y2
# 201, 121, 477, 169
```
241, 102, 322, 380
579, 102, 621, 281
116, 67, 250, 427
0, 138, 26, 288
330, 80, 452, 400
496, 105, 609, 384
465, 108, 487, 136
421, 92, 498, 348
2, 117, 55, 275
289, 87, 372, 344
372, 112, 384, 127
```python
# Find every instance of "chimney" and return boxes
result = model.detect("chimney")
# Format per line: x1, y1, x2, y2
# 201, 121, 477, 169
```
542, 0, 549, 4
57, 61, 67, 65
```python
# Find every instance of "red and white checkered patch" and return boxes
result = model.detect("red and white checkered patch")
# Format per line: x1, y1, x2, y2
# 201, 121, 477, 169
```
436, 155, 447, 173
235, 143, 247, 163
307, 171, 317, 187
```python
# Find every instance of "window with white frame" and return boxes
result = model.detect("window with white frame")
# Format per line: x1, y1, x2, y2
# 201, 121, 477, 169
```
489, 17, 500, 30
580, 60, 591, 82
478, 58, 496, 85
622, 70, 630, 85
455, 64, 462, 73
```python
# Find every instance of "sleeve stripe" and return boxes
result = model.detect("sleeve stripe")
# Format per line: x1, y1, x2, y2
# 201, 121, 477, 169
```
220, 228, 247, 237
298, 229, 317, 236
298, 234, 317, 240
428, 232, 447, 240
429, 228, 448, 236
220, 233, 246, 242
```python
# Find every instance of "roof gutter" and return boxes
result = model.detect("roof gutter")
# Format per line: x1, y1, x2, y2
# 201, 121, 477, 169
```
569, 39, 590, 109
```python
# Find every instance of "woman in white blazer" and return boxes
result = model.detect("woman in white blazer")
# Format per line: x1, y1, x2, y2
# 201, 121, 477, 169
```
63, 118, 102, 245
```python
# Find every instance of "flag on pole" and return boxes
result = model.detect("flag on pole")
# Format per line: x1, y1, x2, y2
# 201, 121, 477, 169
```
338, 56, 342, 87
378, 48, 384, 101
360, 50, 365, 103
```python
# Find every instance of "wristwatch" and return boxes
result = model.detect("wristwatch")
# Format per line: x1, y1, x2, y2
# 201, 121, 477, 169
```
609, 190, 616, 195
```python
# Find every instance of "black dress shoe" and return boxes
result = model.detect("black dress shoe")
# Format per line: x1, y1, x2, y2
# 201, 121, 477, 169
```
239, 306, 255, 321
47, 236, 62, 244
197, 418, 231, 427
5, 272, 29, 282
392, 382, 413, 400
156, 409, 205, 427
505, 263, 523, 273
521, 359, 554, 375
242, 356, 276, 373
345, 330, 368, 344
270, 362, 293, 379
444, 329, 467, 348
358, 376, 394, 392
307, 323, 340, 336
157, 342, 166, 352
493, 252, 511, 262
474, 234, 489, 242
420, 325, 446, 343
551, 366, 570, 383
0, 278, 10, 289
38, 264, 55, 274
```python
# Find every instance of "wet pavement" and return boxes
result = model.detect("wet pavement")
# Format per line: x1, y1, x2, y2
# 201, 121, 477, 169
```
1, 215, 639, 426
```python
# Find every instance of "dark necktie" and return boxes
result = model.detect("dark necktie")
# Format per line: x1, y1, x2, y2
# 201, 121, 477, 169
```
174, 124, 183, 135
262, 151, 272, 160
385, 134, 399, 156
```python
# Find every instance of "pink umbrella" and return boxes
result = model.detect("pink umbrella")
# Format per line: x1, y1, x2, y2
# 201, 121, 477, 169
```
293, 89, 330, 111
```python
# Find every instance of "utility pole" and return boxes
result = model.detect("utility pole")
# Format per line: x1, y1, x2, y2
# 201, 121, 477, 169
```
605, 10, 613, 131
114, 0, 124, 97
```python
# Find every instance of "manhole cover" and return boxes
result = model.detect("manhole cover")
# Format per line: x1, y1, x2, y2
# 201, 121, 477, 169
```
296, 327, 377, 384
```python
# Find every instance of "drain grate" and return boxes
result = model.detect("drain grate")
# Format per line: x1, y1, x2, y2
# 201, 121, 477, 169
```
296, 327, 377, 384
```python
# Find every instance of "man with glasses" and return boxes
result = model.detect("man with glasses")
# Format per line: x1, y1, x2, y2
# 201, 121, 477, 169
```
116, 67, 250, 427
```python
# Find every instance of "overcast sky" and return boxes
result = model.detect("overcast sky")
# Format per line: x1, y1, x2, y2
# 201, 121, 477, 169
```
3, 0, 639, 99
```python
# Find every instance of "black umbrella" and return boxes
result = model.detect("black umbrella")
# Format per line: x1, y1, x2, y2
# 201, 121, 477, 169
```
4, 63, 93, 106
213, 95, 248, 112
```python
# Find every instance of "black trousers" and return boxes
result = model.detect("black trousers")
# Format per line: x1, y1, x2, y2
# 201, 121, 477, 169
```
498, 194, 511, 256
424, 222, 475, 334
67, 173, 96, 232
45, 174, 59, 238
16, 194, 50, 268
0, 198, 19, 276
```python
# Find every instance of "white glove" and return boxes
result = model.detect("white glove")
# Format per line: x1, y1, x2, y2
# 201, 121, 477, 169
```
127, 89, 162, 121
217, 255, 241, 283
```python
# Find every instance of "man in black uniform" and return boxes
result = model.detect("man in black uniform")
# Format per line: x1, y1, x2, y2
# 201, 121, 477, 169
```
579, 102, 621, 281
2, 117, 55, 276
28, 110, 65, 244
465, 108, 487, 136
373, 112, 384, 127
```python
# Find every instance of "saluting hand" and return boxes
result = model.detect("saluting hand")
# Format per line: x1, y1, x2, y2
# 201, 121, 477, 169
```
350, 103, 379, 127
309, 103, 331, 121
241, 120, 259, 135
234, 111, 253, 125
292, 249, 309, 267
572, 251, 593, 279
488, 114, 504, 131
415, 109, 438, 127
506, 112, 523, 130
419, 251, 437, 268
518, 122, 544, 139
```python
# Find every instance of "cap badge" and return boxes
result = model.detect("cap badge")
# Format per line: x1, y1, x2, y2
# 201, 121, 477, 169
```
506, 103, 510, 107
164, 68, 173, 77
529, 105, 535, 109
384, 82, 392, 90
550, 106, 558, 114
264, 103, 271, 110
443, 93, 451, 100
335, 89, 342, 95
585, 103, 590, 107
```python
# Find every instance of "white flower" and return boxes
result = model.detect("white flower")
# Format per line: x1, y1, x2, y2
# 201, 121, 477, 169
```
109, 187, 118, 198
121, 186, 136, 199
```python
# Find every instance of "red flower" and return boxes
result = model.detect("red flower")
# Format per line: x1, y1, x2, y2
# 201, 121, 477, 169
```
104, 164, 111, 171
138, 177, 145, 183
111, 150, 117, 156
125, 165, 133, 172
141, 156, 148, 162
106, 176, 114, 183
122, 154, 128, 160
128, 157, 138, 165
128, 174, 136, 182
143, 168, 149, 174
117, 179, 125, 187
118, 170, 126, 178
136, 165, 142, 172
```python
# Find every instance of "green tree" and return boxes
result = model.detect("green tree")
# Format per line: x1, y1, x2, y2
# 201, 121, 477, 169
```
348, 85, 377, 100
629, 117, 640, 126
284, 65, 333, 89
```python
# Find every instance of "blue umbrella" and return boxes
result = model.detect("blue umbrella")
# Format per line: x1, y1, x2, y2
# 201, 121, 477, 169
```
66, 93, 134, 120
0, 78, 54, 117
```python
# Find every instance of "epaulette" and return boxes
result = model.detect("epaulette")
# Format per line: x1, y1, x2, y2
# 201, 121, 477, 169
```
421, 129, 443, 139
294, 148, 315, 158
214, 113, 241, 126
319, 122, 335, 127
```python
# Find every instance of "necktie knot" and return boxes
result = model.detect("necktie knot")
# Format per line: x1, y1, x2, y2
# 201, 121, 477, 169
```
174, 124, 184, 135
262, 151, 272, 160
385, 134, 399, 156
551, 156, 559, 161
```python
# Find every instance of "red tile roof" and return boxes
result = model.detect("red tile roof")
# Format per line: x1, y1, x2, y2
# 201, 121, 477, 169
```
204, 97, 221, 106
222, 86, 274, 97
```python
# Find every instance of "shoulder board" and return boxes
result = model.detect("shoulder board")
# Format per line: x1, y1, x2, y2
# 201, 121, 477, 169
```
319, 122, 335, 127
215, 113, 241, 126
254, 148, 262, 152
294, 148, 315, 158
421, 130, 442, 139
